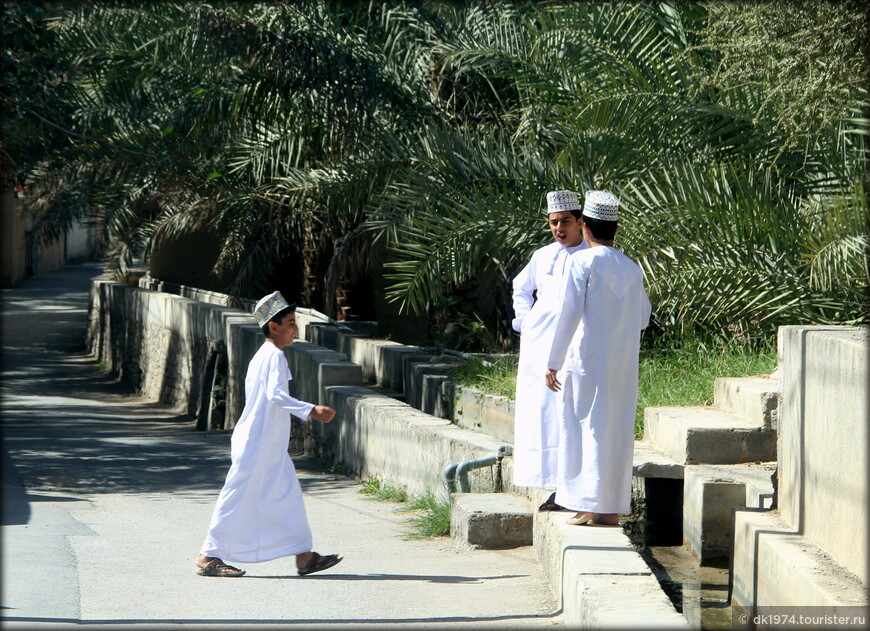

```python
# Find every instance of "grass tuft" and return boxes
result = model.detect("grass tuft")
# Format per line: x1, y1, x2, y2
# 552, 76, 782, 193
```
359, 480, 450, 538
397, 492, 451, 539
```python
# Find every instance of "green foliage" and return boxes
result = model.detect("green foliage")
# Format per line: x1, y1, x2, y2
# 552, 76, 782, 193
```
12, 1, 869, 345
359, 477, 408, 504
358, 479, 450, 538
450, 336, 778, 439
397, 491, 452, 539
634, 336, 777, 438
452, 355, 518, 400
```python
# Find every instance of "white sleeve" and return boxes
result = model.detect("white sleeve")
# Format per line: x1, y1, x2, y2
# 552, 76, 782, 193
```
511, 258, 537, 333
266, 353, 316, 421
547, 258, 588, 371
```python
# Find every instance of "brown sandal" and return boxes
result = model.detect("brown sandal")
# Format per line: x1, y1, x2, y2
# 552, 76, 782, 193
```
298, 552, 343, 576
196, 558, 246, 577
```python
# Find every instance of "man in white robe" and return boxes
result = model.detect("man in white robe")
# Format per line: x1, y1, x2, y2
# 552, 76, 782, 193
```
512, 190, 586, 510
195, 291, 343, 576
545, 191, 651, 526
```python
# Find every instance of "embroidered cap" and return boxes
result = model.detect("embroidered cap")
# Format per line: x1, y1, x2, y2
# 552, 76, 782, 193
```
253, 291, 292, 327
582, 190, 619, 222
544, 189, 581, 215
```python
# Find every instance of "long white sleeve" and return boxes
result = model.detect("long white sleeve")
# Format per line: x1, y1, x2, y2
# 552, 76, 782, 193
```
266, 352, 316, 421
547, 258, 588, 371
511, 259, 537, 333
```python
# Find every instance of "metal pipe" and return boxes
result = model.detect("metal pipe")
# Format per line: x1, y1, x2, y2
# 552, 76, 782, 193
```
444, 446, 513, 494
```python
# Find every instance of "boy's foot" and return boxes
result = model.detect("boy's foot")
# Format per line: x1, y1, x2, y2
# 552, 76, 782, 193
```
297, 551, 343, 576
591, 513, 620, 526
195, 557, 246, 577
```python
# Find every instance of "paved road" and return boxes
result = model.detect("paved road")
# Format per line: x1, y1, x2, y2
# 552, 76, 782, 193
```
0, 264, 562, 630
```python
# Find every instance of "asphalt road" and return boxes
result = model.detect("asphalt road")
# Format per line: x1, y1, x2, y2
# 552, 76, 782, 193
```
0, 263, 562, 630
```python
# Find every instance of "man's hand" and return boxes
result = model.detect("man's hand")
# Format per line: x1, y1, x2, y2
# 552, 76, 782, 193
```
310, 405, 336, 423
546, 369, 561, 393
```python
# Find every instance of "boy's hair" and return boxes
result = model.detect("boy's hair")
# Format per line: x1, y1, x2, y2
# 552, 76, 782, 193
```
550, 209, 583, 221
261, 305, 296, 338
581, 215, 617, 241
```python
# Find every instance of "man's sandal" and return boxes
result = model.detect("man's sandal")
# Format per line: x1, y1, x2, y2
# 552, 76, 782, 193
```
195, 558, 246, 577
538, 491, 564, 512
298, 552, 343, 576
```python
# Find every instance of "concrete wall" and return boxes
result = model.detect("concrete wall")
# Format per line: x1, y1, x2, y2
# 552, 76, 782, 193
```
777, 325, 868, 581
1, 190, 26, 287
89, 277, 511, 500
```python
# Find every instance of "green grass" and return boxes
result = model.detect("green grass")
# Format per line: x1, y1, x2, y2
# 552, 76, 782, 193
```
635, 340, 776, 438
359, 477, 408, 503
451, 356, 518, 400
452, 339, 777, 439
358, 479, 450, 538
397, 492, 451, 539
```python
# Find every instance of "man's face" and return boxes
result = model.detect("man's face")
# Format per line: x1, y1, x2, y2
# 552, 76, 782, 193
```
548, 211, 583, 247
269, 312, 299, 350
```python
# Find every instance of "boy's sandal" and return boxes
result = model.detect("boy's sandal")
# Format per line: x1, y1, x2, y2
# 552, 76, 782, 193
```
195, 558, 246, 577
298, 552, 343, 576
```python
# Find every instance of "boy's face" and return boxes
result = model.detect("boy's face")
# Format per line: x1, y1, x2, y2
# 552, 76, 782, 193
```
548, 211, 583, 247
269, 312, 299, 350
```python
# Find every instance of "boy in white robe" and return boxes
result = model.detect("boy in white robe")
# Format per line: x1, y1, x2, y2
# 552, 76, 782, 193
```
512, 190, 586, 511
545, 191, 651, 526
195, 291, 343, 577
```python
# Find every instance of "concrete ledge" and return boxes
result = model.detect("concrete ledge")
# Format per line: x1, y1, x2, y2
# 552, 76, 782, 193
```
731, 509, 868, 612
644, 407, 777, 465
453, 386, 515, 444
633, 440, 684, 479
313, 385, 513, 502
714, 377, 779, 429
450, 493, 533, 549
682, 463, 775, 563
534, 509, 689, 628
567, 575, 690, 629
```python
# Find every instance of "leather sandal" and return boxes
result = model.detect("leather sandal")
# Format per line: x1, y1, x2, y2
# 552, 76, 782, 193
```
195, 558, 246, 577
298, 552, 343, 576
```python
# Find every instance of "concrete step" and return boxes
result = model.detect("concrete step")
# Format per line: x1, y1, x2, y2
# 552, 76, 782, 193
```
449, 492, 533, 549
534, 504, 690, 629
732, 508, 868, 611
633, 440, 685, 479
714, 377, 779, 429
643, 406, 777, 465
682, 463, 776, 563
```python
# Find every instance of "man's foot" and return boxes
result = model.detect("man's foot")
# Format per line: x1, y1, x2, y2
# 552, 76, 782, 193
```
195, 556, 246, 577
591, 513, 620, 526
538, 491, 565, 512
297, 551, 343, 576
566, 512, 594, 525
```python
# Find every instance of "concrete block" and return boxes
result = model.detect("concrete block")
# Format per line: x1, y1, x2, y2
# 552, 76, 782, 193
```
377, 344, 426, 391
450, 493, 533, 549
643, 406, 777, 465
401, 354, 435, 398
714, 377, 779, 429
633, 440, 684, 479
566, 574, 691, 629
777, 326, 868, 582
317, 361, 363, 403
534, 510, 688, 628
406, 362, 456, 411
453, 385, 515, 444
683, 466, 747, 563
420, 373, 453, 418
731, 508, 868, 613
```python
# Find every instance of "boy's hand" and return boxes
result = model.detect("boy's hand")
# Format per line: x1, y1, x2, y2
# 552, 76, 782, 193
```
310, 405, 336, 423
